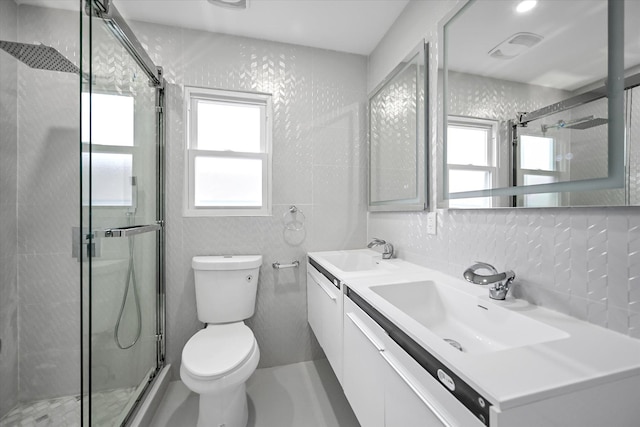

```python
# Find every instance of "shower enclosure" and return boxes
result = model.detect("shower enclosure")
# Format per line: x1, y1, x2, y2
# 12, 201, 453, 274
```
0, 0, 165, 425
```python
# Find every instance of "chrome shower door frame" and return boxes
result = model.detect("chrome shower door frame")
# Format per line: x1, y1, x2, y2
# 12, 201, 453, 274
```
81, 0, 166, 425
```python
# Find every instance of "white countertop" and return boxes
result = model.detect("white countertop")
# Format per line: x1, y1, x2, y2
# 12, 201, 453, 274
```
308, 250, 640, 410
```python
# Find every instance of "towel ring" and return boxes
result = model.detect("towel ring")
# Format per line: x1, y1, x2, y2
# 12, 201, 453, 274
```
283, 206, 305, 231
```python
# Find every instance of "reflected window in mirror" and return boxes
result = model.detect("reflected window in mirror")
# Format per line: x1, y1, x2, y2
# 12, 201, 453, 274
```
441, 0, 635, 208
447, 117, 497, 208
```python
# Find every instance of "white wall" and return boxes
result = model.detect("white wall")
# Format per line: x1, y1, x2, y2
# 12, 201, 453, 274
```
129, 20, 369, 378
0, 0, 19, 418
367, 0, 640, 339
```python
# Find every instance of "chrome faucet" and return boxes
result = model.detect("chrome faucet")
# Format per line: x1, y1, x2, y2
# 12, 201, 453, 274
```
367, 238, 394, 259
463, 262, 515, 300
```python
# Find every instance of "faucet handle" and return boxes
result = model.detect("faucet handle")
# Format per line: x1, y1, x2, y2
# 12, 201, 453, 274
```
471, 261, 499, 274
367, 237, 386, 248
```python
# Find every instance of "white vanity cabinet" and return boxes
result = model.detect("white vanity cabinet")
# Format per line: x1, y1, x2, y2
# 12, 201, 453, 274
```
343, 295, 485, 427
343, 300, 385, 427
306, 260, 343, 383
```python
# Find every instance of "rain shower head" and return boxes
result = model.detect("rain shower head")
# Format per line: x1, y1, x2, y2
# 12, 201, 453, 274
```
563, 117, 608, 130
0, 40, 80, 74
541, 115, 608, 134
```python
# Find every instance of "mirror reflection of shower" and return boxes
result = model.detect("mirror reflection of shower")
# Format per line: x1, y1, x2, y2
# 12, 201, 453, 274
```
541, 115, 608, 135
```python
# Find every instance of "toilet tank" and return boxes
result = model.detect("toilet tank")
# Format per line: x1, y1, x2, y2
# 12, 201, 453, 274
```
192, 255, 262, 324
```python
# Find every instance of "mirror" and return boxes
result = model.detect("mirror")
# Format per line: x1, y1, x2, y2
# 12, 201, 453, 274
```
369, 41, 427, 212
441, 0, 639, 208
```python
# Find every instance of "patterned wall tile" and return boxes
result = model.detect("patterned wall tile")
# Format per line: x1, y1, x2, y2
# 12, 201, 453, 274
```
147, 22, 368, 377
629, 214, 640, 314
0, 0, 18, 417
586, 213, 608, 303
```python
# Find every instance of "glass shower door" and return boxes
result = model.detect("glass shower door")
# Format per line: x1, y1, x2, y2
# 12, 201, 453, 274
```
82, 5, 162, 425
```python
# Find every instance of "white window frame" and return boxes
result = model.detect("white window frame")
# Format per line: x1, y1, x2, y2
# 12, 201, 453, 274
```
184, 86, 273, 217
447, 116, 498, 208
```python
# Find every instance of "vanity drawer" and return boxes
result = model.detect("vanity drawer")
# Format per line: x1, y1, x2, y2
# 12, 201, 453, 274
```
307, 261, 343, 383
345, 289, 488, 427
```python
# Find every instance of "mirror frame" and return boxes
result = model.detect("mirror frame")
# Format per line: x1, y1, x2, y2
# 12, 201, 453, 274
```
440, 0, 626, 207
368, 40, 429, 212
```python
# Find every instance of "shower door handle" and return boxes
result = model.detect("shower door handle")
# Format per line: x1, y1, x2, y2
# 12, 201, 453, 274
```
102, 224, 161, 238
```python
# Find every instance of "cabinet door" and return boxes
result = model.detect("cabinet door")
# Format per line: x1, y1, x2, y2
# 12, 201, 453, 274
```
382, 351, 449, 427
307, 267, 343, 382
343, 299, 385, 427
321, 277, 342, 382
306, 271, 322, 339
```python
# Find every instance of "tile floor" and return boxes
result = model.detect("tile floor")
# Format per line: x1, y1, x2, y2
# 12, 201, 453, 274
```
0, 387, 136, 427
150, 359, 360, 427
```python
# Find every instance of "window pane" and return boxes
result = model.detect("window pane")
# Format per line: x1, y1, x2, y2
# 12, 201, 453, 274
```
448, 169, 491, 193
520, 135, 555, 171
448, 169, 492, 208
82, 152, 133, 206
194, 157, 263, 207
82, 92, 134, 146
523, 174, 559, 207
196, 101, 261, 152
447, 125, 489, 166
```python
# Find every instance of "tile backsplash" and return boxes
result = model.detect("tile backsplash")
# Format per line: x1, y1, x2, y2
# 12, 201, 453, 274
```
369, 207, 640, 339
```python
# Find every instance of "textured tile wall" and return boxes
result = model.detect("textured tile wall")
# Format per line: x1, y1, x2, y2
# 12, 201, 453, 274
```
369, 24, 640, 340
16, 5, 81, 401
0, 0, 19, 418
369, 207, 640, 338
130, 20, 368, 377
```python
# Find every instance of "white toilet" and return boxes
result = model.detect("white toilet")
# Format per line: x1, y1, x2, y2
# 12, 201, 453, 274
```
180, 255, 262, 427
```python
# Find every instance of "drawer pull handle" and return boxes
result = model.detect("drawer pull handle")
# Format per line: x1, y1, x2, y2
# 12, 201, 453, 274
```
380, 352, 454, 427
309, 270, 337, 301
346, 312, 385, 352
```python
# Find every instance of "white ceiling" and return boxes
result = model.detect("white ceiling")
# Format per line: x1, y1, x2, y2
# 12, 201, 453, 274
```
447, 0, 640, 92
16, 0, 410, 55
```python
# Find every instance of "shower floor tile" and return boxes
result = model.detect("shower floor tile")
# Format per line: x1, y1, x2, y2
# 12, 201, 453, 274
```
0, 387, 136, 427
150, 359, 360, 427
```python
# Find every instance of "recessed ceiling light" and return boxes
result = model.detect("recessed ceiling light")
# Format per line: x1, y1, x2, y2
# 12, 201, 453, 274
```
516, 0, 538, 13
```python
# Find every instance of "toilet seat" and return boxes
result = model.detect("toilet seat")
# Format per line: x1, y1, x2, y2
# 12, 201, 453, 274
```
182, 322, 256, 380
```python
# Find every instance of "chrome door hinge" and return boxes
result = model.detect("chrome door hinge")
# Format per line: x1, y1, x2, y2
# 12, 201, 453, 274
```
156, 220, 165, 228
156, 106, 163, 113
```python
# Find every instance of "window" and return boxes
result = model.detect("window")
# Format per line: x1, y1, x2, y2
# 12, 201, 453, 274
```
518, 135, 560, 207
81, 92, 135, 207
184, 87, 272, 216
447, 117, 498, 208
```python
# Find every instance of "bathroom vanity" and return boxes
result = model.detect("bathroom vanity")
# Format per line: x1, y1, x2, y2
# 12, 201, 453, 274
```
307, 250, 640, 427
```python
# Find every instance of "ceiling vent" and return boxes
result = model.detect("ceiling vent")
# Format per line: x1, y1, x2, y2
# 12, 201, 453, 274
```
207, 0, 247, 10
488, 32, 543, 60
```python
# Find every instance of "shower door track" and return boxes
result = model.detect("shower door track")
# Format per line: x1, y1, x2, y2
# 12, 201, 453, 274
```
86, 0, 163, 89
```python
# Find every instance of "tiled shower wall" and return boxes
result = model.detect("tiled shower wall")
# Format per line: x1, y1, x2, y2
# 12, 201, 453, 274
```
368, 0, 640, 339
16, 5, 81, 401
129, 20, 368, 376
0, 0, 19, 418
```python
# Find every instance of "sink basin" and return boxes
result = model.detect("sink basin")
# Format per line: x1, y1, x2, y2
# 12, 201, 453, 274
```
371, 281, 569, 354
320, 251, 397, 273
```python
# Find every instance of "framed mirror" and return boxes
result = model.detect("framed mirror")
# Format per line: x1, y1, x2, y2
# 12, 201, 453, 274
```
369, 41, 428, 212
441, 0, 639, 208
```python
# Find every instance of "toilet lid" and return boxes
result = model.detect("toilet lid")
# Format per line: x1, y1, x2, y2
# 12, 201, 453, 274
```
182, 323, 255, 379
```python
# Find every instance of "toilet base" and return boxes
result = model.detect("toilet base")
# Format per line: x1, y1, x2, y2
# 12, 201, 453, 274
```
197, 383, 248, 427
